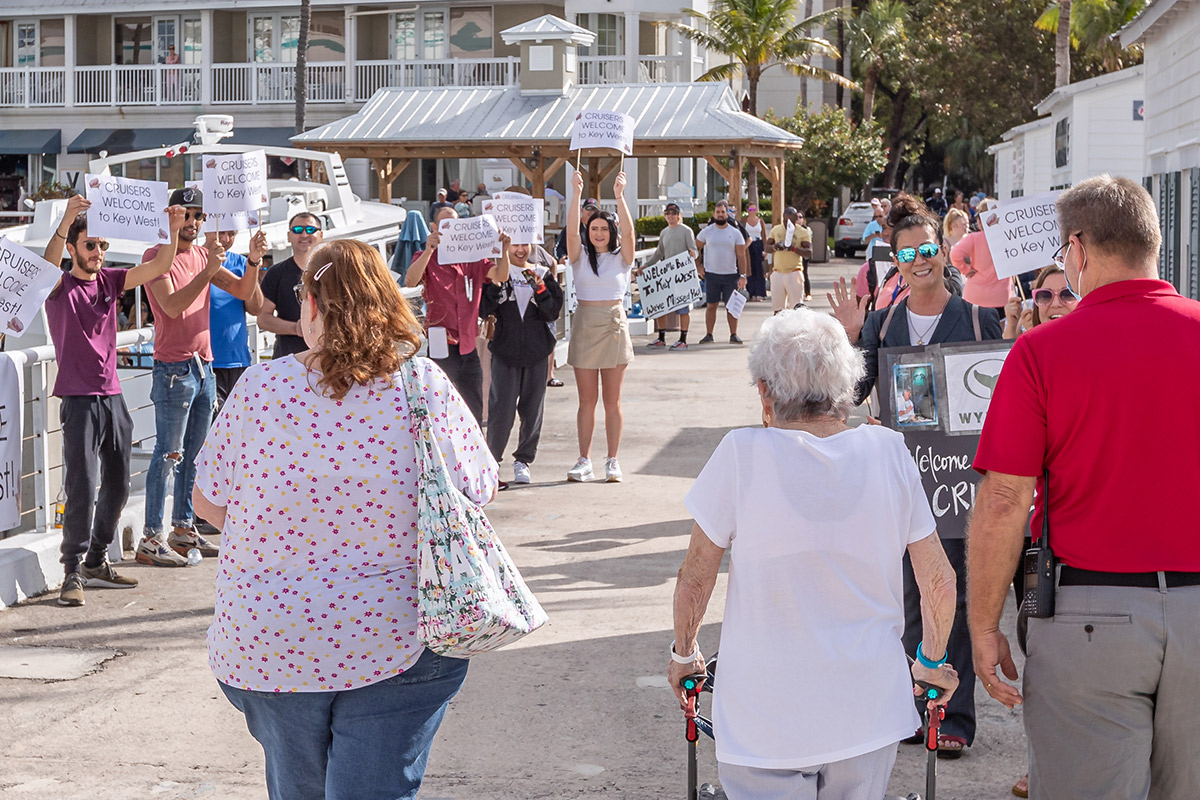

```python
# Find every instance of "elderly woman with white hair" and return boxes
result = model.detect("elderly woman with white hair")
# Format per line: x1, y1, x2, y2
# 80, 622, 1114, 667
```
668, 308, 959, 799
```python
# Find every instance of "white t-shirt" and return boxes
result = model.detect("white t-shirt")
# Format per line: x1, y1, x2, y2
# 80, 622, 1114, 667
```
570, 250, 630, 301
697, 223, 746, 274
907, 309, 943, 346
197, 356, 499, 692
684, 425, 934, 768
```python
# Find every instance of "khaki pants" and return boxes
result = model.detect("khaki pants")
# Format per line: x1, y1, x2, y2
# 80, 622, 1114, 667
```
1025, 581, 1200, 799
770, 270, 806, 312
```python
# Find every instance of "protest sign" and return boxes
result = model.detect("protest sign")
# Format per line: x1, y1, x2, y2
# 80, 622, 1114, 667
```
482, 196, 544, 245
726, 289, 747, 319
981, 191, 1062, 279
0, 353, 21, 530
202, 150, 268, 214
637, 253, 703, 320
438, 215, 501, 262
186, 181, 257, 233
570, 110, 634, 155
84, 174, 170, 244
879, 340, 1015, 538
0, 237, 68, 338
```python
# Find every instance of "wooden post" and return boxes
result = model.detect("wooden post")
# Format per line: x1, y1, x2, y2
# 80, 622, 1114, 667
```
771, 157, 785, 227
587, 157, 601, 201
730, 153, 744, 213
371, 157, 411, 205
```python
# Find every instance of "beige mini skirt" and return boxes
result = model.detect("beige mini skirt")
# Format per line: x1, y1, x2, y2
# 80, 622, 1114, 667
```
568, 303, 635, 370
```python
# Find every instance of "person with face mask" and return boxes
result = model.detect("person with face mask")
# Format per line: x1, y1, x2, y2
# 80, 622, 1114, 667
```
696, 200, 749, 344
479, 239, 564, 487
40, 196, 187, 605
829, 193, 1003, 758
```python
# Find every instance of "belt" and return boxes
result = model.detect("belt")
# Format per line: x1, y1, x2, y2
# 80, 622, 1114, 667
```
1059, 565, 1200, 588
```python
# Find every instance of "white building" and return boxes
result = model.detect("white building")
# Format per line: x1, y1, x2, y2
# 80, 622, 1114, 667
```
1120, 0, 1200, 297
0, 0, 711, 212
988, 66, 1144, 200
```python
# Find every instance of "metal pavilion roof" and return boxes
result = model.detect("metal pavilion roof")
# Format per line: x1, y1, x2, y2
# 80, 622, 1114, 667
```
291, 82, 804, 158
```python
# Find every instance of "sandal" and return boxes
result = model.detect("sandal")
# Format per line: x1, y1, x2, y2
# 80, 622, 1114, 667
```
547, 378, 564, 387
901, 728, 924, 745
1012, 773, 1029, 798
936, 734, 966, 759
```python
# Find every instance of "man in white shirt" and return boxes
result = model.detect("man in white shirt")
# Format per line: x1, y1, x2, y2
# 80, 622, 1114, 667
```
696, 200, 748, 344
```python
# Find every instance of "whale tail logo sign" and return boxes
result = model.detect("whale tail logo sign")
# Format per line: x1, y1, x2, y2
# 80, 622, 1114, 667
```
964, 358, 1006, 400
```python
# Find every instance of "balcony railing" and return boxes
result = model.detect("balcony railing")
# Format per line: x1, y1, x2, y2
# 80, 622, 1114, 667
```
0, 56, 692, 109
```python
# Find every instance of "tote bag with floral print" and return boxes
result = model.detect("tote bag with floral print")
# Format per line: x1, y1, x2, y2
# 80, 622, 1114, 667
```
403, 361, 548, 657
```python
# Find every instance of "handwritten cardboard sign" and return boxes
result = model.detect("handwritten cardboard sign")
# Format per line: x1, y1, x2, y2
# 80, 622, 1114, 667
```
438, 215, 501, 262
0, 237, 66, 337
981, 191, 1063, 279
482, 196, 544, 245
637, 253, 702, 320
84, 174, 170, 244
570, 110, 634, 155
202, 150, 268, 215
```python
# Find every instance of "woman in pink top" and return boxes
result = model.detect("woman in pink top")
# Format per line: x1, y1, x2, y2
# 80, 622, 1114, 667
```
950, 200, 1014, 309
195, 239, 498, 800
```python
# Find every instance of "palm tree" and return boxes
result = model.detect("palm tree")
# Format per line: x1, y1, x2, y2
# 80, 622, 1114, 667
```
671, 0, 856, 118
1055, 0, 1072, 86
847, 0, 907, 126
1036, 0, 1146, 76
295, 0, 311, 136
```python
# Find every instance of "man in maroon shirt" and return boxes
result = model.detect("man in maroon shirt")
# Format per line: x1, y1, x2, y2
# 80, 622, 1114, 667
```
404, 206, 507, 422
41, 195, 185, 606
969, 175, 1200, 798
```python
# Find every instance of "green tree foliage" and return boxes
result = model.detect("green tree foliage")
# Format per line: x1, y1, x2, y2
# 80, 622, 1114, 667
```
848, 0, 909, 125
764, 105, 889, 214
1036, 0, 1147, 73
671, 0, 856, 116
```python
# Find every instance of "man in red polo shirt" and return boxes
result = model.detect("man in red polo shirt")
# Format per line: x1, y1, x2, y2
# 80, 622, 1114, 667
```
969, 175, 1200, 798
405, 206, 507, 422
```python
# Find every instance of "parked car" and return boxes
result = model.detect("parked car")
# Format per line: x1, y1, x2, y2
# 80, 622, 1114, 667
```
833, 202, 876, 258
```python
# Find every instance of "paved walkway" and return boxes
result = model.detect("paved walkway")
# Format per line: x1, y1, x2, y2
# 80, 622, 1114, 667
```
0, 258, 1026, 799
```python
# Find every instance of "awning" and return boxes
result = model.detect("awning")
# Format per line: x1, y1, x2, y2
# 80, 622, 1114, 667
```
0, 129, 61, 155
68, 128, 193, 155
226, 127, 298, 149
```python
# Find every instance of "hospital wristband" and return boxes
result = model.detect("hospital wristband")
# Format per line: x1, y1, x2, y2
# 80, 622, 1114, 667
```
671, 641, 700, 664
916, 642, 948, 669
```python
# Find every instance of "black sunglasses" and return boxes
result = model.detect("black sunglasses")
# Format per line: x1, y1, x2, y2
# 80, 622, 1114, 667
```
1033, 287, 1079, 306
81, 240, 109, 252
292, 283, 306, 303
184, 210, 206, 222
291, 225, 321, 235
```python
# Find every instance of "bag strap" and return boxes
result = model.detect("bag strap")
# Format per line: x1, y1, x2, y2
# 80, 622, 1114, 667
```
879, 299, 902, 343
1041, 468, 1051, 551
972, 302, 982, 342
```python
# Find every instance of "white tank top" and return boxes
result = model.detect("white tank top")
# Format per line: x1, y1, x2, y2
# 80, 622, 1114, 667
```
571, 250, 630, 301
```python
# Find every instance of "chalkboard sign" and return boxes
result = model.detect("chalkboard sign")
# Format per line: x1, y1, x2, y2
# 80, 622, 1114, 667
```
877, 340, 1014, 539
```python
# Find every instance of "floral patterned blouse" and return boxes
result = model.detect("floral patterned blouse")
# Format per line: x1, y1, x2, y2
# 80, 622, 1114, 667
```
196, 356, 498, 692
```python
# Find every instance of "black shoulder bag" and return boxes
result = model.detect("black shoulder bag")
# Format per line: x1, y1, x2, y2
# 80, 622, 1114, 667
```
1017, 470, 1056, 654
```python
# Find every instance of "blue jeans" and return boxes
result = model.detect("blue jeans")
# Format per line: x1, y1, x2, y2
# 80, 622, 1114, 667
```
144, 357, 216, 536
219, 649, 469, 800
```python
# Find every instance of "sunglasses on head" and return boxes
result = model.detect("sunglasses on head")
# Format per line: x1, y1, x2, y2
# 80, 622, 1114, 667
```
1033, 287, 1079, 306
291, 225, 320, 235
184, 210, 206, 221
896, 243, 940, 263
80, 239, 109, 252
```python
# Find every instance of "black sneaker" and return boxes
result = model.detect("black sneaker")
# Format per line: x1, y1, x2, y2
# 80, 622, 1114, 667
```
58, 572, 84, 606
698, 334, 715, 344
729, 334, 744, 344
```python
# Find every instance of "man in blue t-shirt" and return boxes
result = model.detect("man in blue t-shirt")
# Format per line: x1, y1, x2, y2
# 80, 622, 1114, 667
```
210, 228, 266, 408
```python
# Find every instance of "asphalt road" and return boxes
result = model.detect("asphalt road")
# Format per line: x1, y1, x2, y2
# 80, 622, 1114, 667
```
0, 257, 1027, 800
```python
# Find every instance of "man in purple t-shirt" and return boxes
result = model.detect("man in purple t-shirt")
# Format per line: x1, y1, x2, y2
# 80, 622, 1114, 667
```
41, 195, 185, 607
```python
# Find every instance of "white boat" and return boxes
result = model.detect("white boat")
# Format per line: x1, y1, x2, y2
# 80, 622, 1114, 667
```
4, 114, 407, 270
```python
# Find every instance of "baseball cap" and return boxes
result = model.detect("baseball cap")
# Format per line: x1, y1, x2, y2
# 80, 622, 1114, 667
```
583, 198, 599, 211
169, 186, 203, 208
664, 202, 681, 214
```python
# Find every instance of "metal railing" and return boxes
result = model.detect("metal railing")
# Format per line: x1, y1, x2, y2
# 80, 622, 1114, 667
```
578, 56, 627, 85
355, 57, 520, 100
212, 62, 347, 105
0, 66, 67, 107
74, 64, 203, 106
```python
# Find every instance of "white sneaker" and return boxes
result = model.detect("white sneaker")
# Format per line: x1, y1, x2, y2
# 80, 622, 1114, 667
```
605, 457, 623, 483
513, 461, 531, 484
567, 457, 594, 482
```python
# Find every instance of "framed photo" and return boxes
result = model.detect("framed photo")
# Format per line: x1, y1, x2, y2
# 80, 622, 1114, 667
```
893, 363, 938, 428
